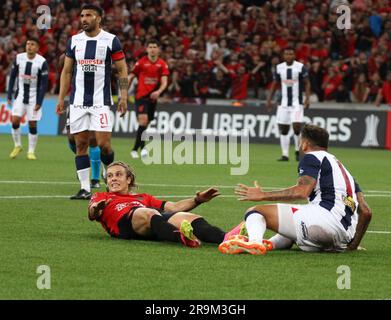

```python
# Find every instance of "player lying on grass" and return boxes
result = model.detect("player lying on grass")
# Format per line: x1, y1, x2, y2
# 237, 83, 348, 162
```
88, 161, 228, 247
219, 124, 372, 255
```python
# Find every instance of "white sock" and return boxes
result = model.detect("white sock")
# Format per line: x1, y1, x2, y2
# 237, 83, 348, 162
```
268, 233, 294, 249
102, 165, 107, 180
280, 134, 290, 157
28, 133, 38, 153
11, 128, 21, 147
245, 213, 266, 243
293, 134, 300, 152
77, 167, 91, 192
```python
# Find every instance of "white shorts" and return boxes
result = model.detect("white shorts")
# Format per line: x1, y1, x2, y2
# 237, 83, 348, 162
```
12, 98, 42, 121
277, 203, 350, 252
69, 104, 113, 134
276, 105, 303, 125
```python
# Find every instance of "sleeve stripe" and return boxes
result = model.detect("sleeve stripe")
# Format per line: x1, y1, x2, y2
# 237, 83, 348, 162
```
112, 51, 125, 61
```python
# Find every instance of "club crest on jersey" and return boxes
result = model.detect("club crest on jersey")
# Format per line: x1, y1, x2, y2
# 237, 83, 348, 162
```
342, 195, 356, 212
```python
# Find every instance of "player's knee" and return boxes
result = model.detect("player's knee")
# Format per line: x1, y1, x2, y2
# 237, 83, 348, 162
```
244, 206, 263, 220
75, 140, 89, 153
29, 126, 37, 135
135, 208, 161, 226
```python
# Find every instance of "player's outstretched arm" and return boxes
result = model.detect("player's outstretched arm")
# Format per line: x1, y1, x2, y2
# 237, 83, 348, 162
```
56, 56, 74, 115
235, 176, 316, 202
164, 187, 220, 213
88, 198, 111, 221
347, 192, 372, 250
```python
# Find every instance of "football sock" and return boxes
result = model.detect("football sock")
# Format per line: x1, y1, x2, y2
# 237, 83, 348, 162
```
75, 155, 91, 192
150, 215, 181, 243
268, 233, 294, 249
68, 141, 76, 154
89, 146, 101, 181
293, 134, 300, 152
191, 218, 225, 243
101, 151, 114, 166
280, 134, 290, 157
133, 125, 147, 151
28, 133, 38, 153
244, 210, 266, 243
11, 127, 21, 147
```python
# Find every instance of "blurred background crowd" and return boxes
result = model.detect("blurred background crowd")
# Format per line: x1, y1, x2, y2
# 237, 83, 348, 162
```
0, 0, 390, 105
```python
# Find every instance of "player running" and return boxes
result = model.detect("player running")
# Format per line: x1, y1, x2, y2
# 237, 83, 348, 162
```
88, 161, 226, 247
267, 47, 311, 162
220, 124, 372, 255
56, 4, 128, 199
7, 37, 49, 160
129, 39, 169, 159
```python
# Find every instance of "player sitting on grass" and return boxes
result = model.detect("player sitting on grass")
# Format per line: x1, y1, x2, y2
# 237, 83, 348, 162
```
219, 124, 372, 255
88, 161, 226, 247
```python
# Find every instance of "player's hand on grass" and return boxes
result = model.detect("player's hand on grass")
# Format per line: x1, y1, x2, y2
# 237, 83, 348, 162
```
90, 199, 112, 219
117, 98, 127, 118
56, 100, 65, 115
195, 188, 220, 203
235, 181, 264, 201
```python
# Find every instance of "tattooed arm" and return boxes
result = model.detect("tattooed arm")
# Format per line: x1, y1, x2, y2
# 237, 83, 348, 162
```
114, 58, 129, 117
235, 176, 316, 202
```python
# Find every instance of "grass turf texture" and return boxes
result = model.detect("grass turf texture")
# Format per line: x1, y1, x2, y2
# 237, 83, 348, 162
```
0, 135, 390, 299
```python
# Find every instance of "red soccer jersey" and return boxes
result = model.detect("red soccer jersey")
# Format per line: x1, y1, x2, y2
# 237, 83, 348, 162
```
89, 192, 165, 236
131, 56, 170, 99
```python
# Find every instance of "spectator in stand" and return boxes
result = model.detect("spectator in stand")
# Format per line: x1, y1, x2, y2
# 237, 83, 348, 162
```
353, 73, 370, 102
323, 66, 343, 100
367, 72, 383, 102
208, 69, 231, 99
334, 84, 352, 103
178, 65, 199, 103
375, 71, 391, 106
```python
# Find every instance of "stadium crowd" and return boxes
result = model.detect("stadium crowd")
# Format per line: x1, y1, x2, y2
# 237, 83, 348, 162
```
0, 0, 390, 105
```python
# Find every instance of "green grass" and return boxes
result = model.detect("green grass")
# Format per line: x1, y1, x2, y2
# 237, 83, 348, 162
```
0, 135, 390, 299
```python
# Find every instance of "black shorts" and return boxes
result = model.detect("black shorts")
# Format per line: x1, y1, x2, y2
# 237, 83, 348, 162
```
115, 207, 177, 240
135, 97, 157, 121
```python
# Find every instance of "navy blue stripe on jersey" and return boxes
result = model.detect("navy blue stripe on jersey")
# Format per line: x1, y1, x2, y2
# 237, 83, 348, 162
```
83, 40, 97, 106
103, 49, 111, 106
70, 63, 76, 105
23, 61, 33, 104
286, 68, 292, 106
319, 157, 335, 211
341, 206, 354, 230
65, 38, 75, 60
298, 154, 321, 179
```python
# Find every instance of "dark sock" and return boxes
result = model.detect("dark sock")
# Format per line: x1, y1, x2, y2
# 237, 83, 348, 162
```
101, 151, 114, 167
133, 125, 147, 151
191, 218, 225, 243
150, 215, 181, 243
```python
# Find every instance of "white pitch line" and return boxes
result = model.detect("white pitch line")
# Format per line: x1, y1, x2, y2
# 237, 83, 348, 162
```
1, 180, 391, 194
367, 231, 391, 234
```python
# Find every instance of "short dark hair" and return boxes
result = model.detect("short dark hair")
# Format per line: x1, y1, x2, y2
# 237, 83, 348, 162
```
81, 4, 103, 17
26, 37, 40, 46
107, 161, 136, 190
301, 124, 329, 149
283, 46, 295, 53
146, 39, 160, 47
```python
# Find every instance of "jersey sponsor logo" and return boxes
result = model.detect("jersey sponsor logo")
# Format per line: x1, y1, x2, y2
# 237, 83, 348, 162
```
342, 195, 356, 212
144, 77, 159, 85
82, 65, 98, 72
77, 59, 103, 65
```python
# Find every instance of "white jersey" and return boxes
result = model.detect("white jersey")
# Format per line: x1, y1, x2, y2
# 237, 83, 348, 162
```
298, 150, 360, 239
274, 61, 308, 107
9, 53, 48, 105
66, 30, 124, 107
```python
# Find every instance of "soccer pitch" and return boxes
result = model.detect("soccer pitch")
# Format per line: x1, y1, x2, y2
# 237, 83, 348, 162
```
0, 135, 390, 300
